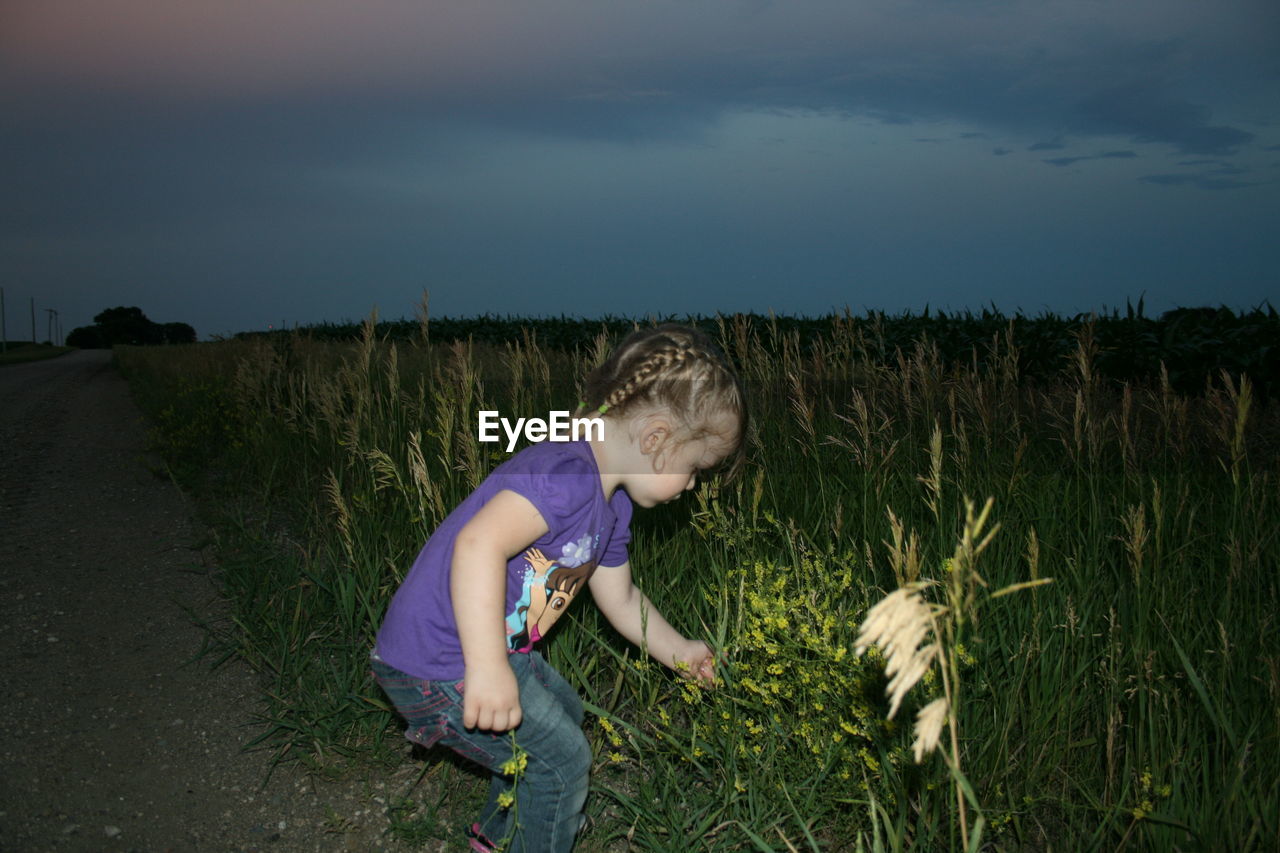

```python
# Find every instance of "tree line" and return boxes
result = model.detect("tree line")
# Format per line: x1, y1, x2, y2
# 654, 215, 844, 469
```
67, 307, 196, 348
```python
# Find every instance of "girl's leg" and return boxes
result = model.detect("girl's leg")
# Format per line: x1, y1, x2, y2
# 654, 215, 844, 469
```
529, 651, 585, 728
492, 652, 592, 852
378, 653, 589, 853
370, 658, 515, 848
460, 653, 590, 851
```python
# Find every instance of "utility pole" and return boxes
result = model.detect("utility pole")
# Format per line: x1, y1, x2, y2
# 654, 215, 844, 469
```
46, 308, 57, 345
1, 287, 6, 352
31, 298, 36, 344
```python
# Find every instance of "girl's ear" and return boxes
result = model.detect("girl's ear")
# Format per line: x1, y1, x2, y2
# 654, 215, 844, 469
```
638, 417, 673, 464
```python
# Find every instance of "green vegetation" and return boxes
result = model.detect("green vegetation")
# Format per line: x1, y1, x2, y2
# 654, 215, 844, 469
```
117, 307, 1278, 851
238, 302, 1280, 401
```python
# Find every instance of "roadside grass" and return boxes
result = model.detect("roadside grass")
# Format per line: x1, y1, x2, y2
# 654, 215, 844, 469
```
116, 314, 1280, 851
0, 342, 74, 365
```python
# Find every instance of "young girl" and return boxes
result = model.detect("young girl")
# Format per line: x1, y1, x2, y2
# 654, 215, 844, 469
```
371, 324, 747, 852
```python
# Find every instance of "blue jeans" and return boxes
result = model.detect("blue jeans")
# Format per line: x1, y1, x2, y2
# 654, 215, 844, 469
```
371, 651, 591, 852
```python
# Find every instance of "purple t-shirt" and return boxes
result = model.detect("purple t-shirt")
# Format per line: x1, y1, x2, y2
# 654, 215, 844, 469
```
375, 440, 632, 681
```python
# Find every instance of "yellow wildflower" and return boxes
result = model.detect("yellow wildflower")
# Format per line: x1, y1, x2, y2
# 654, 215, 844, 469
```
500, 750, 528, 777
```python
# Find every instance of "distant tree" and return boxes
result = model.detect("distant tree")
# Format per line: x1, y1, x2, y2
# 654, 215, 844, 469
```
67, 307, 196, 348
94, 306, 160, 345
159, 322, 197, 344
66, 325, 107, 348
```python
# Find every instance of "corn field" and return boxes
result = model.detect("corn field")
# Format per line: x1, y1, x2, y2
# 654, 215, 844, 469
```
118, 308, 1279, 851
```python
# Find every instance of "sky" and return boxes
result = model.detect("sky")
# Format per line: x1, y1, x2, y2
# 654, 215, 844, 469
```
3, 0, 1278, 340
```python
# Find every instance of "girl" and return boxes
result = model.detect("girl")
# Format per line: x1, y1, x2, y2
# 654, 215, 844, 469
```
371, 324, 748, 852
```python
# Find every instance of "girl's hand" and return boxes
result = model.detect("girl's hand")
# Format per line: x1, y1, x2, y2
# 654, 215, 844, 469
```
675, 639, 718, 686
462, 663, 523, 732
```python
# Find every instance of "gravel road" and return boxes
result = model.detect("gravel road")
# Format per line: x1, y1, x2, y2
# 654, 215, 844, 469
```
0, 351, 431, 853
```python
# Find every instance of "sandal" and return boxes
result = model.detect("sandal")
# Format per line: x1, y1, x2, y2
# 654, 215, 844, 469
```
465, 822, 499, 852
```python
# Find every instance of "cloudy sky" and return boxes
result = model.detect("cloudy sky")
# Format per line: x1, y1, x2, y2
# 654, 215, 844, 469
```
3, 0, 1278, 339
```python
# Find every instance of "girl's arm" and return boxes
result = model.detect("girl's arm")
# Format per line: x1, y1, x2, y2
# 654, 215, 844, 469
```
451, 489, 549, 731
589, 562, 716, 683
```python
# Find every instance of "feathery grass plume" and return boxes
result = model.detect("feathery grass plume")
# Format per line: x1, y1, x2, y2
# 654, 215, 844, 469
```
995, 319, 1021, 406
885, 508, 922, 590
324, 469, 354, 562
1121, 502, 1149, 587
586, 327, 613, 372
951, 413, 971, 485
364, 448, 403, 507
522, 326, 551, 397
788, 368, 816, 450
1120, 382, 1136, 475
854, 582, 939, 719
834, 390, 873, 468
913, 697, 949, 764
406, 430, 445, 528
1217, 370, 1253, 487
919, 421, 943, 520
414, 288, 430, 346
1071, 387, 1086, 463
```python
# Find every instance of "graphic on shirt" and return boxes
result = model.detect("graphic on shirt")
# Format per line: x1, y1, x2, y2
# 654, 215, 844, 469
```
506, 535, 599, 651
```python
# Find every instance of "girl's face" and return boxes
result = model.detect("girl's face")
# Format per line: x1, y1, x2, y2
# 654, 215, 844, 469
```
625, 412, 738, 508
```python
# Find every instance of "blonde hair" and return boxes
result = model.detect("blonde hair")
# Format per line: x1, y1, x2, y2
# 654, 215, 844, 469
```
577, 324, 748, 479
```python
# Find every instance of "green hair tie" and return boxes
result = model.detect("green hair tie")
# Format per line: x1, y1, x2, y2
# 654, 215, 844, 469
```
578, 400, 609, 415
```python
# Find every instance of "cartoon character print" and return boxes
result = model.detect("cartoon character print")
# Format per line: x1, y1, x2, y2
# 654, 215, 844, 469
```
506, 534, 599, 652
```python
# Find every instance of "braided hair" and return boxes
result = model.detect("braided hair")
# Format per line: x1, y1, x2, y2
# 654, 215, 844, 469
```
577, 324, 748, 479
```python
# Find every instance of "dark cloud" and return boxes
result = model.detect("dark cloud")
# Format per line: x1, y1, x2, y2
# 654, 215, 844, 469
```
5, 0, 1277, 335
2, 0, 1274, 164
3, 94, 427, 236
1139, 173, 1257, 190
1043, 150, 1138, 167
1075, 83, 1254, 155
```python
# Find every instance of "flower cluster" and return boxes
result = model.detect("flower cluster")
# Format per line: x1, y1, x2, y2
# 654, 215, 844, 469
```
707, 554, 887, 781
495, 738, 529, 811
598, 551, 951, 811
1131, 768, 1173, 820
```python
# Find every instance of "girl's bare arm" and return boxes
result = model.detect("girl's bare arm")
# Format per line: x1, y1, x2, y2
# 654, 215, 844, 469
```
451, 490, 549, 731
589, 561, 715, 682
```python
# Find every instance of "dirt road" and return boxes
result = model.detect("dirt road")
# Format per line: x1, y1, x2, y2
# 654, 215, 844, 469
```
0, 351, 420, 852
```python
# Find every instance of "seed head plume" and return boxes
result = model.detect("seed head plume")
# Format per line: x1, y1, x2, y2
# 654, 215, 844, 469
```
854, 582, 939, 720
912, 697, 949, 764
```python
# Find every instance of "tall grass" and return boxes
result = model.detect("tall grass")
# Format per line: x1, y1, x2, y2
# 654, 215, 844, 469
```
117, 311, 1279, 850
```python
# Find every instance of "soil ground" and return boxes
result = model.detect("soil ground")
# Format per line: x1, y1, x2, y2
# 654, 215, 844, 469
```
0, 351, 437, 853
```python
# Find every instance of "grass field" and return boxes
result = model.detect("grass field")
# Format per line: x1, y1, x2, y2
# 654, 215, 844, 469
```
117, 311, 1278, 851
0, 342, 74, 365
